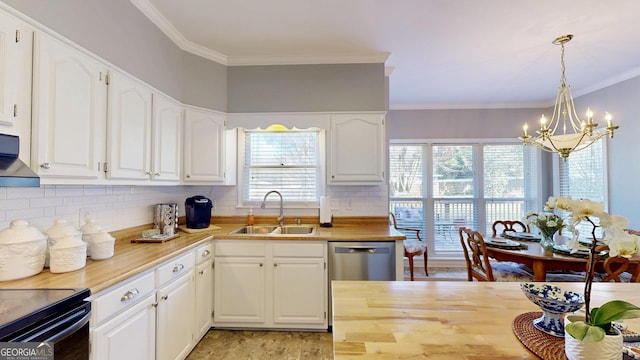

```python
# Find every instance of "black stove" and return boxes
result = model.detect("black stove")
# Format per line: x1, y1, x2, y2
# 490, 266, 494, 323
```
0, 288, 91, 360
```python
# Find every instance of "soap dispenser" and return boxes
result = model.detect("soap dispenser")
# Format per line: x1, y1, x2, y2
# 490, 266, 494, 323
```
247, 208, 255, 226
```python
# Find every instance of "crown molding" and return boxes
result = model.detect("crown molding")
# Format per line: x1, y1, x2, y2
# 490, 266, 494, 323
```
130, 0, 228, 64
131, 0, 388, 67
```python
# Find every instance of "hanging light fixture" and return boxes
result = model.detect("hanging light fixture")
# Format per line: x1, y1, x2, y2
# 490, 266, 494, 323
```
519, 34, 619, 160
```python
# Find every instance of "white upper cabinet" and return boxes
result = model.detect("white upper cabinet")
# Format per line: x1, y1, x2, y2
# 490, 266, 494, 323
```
0, 11, 31, 131
183, 107, 229, 183
31, 32, 108, 180
106, 71, 153, 180
151, 93, 181, 182
328, 113, 385, 184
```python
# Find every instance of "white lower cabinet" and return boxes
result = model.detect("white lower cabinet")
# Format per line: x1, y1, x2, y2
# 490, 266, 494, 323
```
194, 242, 213, 340
90, 238, 214, 360
155, 250, 195, 360
89, 271, 157, 360
213, 240, 327, 330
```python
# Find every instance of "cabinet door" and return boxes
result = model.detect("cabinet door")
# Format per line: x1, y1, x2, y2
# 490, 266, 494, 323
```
213, 257, 265, 324
194, 259, 213, 340
156, 272, 195, 360
183, 108, 226, 183
0, 12, 30, 132
32, 32, 107, 179
272, 257, 326, 326
91, 293, 156, 360
329, 113, 385, 184
106, 71, 153, 180
151, 93, 182, 181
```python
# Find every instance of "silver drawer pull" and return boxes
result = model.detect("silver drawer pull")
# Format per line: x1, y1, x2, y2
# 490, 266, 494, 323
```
202, 250, 210, 257
121, 288, 139, 302
172, 264, 185, 273
199, 270, 205, 275
161, 294, 168, 301
40, 162, 51, 169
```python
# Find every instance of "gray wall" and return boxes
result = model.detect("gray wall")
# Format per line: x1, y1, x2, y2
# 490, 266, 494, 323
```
388, 108, 543, 139
227, 63, 386, 113
2, 0, 226, 111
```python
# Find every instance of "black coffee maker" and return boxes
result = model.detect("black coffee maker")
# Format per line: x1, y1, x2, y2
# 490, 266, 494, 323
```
185, 196, 213, 229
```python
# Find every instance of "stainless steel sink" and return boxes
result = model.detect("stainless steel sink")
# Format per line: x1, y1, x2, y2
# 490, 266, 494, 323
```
228, 225, 316, 236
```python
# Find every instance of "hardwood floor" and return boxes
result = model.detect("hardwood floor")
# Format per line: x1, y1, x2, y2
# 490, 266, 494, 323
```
186, 329, 333, 360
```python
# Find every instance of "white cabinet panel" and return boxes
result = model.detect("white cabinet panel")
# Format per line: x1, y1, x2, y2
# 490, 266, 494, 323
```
31, 32, 107, 179
183, 108, 227, 183
91, 293, 156, 360
106, 71, 153, 180
329, 113, 385, 184
213, 257, 266, 324
152, 93, 182, 181
272, 257, 326, 325
156, 271, 195, 360
0, 12, 31, 133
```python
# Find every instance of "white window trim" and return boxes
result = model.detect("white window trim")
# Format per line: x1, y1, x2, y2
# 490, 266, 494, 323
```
236, 128, 326, 209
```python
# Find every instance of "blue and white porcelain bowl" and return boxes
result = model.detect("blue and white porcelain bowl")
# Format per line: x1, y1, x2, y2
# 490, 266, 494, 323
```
520, 282, 585, 337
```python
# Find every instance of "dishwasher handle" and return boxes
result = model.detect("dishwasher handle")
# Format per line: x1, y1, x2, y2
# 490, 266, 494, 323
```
333, 245, 390, 254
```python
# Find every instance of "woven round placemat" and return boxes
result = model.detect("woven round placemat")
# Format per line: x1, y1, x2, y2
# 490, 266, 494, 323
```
512, 312, 567, 360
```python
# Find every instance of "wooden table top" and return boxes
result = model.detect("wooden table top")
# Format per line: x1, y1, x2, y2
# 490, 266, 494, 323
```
331, 281, 640, 359
0, 219, 403, 294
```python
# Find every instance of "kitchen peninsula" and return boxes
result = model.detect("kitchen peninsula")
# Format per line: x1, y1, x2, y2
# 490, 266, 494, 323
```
331, 281, 640, 359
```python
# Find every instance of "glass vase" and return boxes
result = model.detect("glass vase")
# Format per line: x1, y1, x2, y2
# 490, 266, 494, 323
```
540, 232, 556, 251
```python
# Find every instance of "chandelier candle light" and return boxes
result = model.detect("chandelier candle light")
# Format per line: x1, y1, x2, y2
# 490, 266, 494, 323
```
519, 34, 619, 160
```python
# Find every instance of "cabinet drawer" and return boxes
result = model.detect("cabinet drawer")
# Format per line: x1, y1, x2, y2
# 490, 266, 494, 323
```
91, 271, 155, 325
272, 242, 325, 258
195, 242, 213, 264
215, 241, 266, 257
155, 251, 195, 287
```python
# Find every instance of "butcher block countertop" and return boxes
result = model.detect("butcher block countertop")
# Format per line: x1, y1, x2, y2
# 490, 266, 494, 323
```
331, 281, 640, 359
0, 216, 403, 294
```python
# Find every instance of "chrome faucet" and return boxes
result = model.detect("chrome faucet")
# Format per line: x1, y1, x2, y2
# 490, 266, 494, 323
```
261, 190, 284, 227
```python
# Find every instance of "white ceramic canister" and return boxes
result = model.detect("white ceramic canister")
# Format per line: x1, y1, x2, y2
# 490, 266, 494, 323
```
0, 220, 47, 281
44, 219, 81, 267
48, 234, 87, 274
80, 219, 102, 257
89, 229, 115, 260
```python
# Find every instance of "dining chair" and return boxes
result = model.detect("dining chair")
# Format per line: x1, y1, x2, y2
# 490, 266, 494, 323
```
458, 227, 533, 282
491, 220, 527, 237
591, 244, 635, 283
389, 212, 428, 280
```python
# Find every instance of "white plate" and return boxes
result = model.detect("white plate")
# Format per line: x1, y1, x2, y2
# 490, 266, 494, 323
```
510, 232, 539, 239
487, 239, 520, 247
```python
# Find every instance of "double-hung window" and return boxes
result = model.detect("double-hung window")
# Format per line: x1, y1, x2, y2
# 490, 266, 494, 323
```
239, 128, 322, 206
389, 141, 540, 257
556, 139, 607, 238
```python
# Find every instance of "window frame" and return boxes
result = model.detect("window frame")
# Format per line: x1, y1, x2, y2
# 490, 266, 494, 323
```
389, 138, 542, 258
236, 128, 326, 209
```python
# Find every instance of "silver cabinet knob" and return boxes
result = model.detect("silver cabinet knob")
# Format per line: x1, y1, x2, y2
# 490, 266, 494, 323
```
155, 172, 160, 176
172, 264, 185, 273
40, 163, 51, 169
121, 288, 139, 302
202, 250, 210, 257
186, 174, 191, 178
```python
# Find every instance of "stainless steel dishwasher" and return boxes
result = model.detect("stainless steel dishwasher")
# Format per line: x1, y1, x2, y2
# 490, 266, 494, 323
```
328, 241, 396, 326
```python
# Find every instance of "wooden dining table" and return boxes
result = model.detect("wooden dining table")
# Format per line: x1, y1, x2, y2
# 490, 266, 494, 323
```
332, 280, 640, 359
485, 235, 640, 282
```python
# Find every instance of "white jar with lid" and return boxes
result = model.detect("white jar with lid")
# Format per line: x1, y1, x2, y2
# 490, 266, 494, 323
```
80, 219, 102, 257
44, 219, 81, 267
48, 234, 87, 273
89, 229, 115, 260
0, 220, 47, 281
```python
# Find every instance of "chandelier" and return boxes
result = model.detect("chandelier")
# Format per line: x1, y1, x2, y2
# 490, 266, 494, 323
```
519, 34, 619, 160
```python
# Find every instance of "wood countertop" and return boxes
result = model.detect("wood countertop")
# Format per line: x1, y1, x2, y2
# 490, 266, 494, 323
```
0, 217, 403, 294
331, 281, 640, 359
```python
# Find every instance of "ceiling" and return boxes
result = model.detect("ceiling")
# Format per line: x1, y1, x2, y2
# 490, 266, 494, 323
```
133, 0, 640, 110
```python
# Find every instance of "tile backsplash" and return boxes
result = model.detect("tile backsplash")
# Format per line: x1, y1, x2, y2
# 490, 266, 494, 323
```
0, 184, 388, 232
